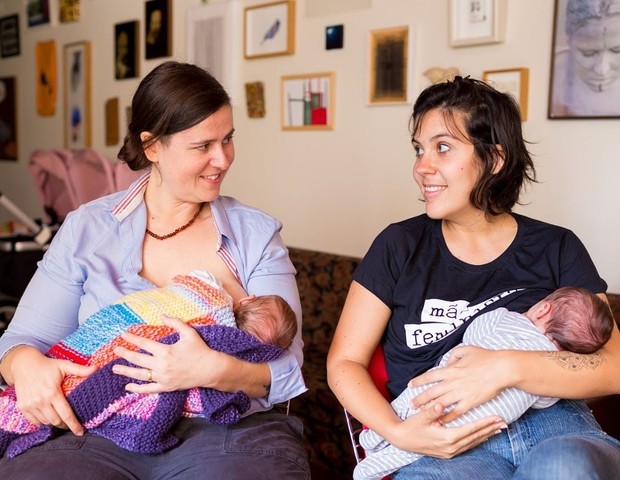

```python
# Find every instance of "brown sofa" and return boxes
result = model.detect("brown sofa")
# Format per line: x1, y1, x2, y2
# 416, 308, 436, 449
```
288, 246, 620, 479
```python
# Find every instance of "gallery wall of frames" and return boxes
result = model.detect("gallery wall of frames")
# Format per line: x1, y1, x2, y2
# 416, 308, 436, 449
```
1, 0, 620, 293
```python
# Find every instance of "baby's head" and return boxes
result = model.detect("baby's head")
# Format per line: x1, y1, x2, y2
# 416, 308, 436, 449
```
234, 295, 297, 349
528, 287, 614, 353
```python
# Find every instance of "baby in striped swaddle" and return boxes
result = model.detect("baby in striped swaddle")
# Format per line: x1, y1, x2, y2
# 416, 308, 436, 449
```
354, 287, 614, 480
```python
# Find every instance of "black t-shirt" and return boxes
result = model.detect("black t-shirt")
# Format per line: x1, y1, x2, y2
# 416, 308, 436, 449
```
353, 213, 607, 397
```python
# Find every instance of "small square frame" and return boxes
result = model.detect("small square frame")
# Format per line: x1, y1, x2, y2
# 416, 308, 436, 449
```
450, 0, 506, 47
64, 41, 91, 148
244, 0, 295, 59
483, 68, 529, 121
281, 72, 334, 130
27, 0, 51, 27
368, 26, 410, 105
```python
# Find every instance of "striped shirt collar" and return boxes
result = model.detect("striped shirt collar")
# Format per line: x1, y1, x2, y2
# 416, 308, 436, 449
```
110, 170, 240, 282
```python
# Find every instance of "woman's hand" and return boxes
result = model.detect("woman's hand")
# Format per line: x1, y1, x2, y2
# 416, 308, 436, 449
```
112, 316, 223, 393
11, 347, 95, 436
388, 402, 506, 458
408, 346, 511, 424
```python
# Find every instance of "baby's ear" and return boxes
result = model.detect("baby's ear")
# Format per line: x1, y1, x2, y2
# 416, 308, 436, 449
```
238, 294, 257, 306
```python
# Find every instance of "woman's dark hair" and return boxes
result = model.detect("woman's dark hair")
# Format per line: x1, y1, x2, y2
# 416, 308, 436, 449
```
118, 61, 231, 171
410, 76, 536, 215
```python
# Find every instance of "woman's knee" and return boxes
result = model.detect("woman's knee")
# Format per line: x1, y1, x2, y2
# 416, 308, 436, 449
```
515, 436, 620, 480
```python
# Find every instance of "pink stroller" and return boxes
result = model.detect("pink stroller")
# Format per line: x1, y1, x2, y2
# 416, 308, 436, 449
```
1, 148, 124, 332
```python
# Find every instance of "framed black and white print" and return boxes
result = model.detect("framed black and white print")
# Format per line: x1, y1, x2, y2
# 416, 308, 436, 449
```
548, 0, 620, 119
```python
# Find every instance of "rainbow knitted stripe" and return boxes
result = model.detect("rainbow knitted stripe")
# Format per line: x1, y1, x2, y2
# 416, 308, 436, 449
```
0, 271, 283, 458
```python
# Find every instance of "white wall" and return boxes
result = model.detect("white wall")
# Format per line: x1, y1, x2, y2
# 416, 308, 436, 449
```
0, 0, 619, 292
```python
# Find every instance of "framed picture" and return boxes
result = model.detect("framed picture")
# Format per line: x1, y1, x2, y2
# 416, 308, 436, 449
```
0, 77, 18, 161
0, 14, 20, 58
450, 0, 506, 47
27, 0, 51, 27
115, 21, 139, 80
548, 0, 620, 119
35, 40, 57, 116
244, 0, 295, 59
281, 72, 334, 130
59, 0, 80, 23
145, 0, 171, 59
483, 68, 529, 121
186, 2, 237, 98
63, 41, 91, 149
326, 24, 344, 50
368, 26, 411, 105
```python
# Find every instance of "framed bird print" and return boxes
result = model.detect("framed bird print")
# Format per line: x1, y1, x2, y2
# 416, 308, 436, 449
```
244, 0, 295, 59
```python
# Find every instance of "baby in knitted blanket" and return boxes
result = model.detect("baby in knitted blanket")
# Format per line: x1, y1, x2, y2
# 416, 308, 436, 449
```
0, 270, 297, 458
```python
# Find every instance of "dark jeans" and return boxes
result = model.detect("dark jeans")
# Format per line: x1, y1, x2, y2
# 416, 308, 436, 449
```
0, 412, 310, 479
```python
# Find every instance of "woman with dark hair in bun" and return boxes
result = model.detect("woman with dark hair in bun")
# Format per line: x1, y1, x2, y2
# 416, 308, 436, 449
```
0, 61, 309, 479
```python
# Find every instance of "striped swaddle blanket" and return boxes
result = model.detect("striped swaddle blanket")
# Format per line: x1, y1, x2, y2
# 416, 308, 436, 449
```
354, 308, 558, 480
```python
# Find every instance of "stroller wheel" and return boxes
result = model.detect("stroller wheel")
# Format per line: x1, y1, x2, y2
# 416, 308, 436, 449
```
0, 296, 17, 334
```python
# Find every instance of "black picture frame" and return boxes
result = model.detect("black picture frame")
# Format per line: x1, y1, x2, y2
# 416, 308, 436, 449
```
27, 0, 51, 27
0, 77, 18, 161
115, 20, 139, 80
145, 0, 171, 60
0, 14, 20, 58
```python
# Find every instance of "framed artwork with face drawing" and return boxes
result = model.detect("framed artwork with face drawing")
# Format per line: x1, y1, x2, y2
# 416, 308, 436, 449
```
548, 0, 620, 119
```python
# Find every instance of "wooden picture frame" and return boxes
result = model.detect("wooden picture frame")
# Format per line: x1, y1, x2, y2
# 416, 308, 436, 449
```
548, 0, 620, 119
244, 0, 295, 59
63, 41, 91, 148
450, 0, 506, 47
114, 20, 139, 80
281, 72, 334, 130
0, 14, 20, 58
59, 0, 80, 23
145, 0, 171, 59
0, 76, 18, 160
368, 26, 411, 105
483, 68, 529, 121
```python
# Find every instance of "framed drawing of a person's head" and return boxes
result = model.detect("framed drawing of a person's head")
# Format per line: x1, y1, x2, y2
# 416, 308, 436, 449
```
145, 0, 171, 59
549, 0, 620, 119
115, 21, 139, 80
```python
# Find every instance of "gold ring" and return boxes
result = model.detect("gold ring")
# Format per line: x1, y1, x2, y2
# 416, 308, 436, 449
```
147, 369, 153, 382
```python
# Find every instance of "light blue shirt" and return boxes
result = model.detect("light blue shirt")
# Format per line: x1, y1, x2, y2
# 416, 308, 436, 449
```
0, 174, 307, 412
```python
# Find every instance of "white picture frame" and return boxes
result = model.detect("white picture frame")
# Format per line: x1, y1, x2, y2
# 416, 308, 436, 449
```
450, 0, 506, 47
186, 1, 240, 101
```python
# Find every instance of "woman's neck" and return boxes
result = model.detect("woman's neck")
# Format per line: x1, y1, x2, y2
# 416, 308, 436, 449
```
442, 212, 517, 265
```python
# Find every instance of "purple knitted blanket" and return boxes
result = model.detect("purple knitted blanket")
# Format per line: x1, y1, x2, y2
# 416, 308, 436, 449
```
0, 325, 283, 458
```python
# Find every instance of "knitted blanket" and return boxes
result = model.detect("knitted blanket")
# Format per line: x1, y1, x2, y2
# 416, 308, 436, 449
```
0, 271, 284, 458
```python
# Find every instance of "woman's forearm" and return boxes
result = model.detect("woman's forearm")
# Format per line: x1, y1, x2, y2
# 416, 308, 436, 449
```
203, 349, 272, 398
508, 326, 620, 398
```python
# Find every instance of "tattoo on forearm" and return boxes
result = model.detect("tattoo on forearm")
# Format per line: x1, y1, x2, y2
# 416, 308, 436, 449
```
539, 351, 604, 371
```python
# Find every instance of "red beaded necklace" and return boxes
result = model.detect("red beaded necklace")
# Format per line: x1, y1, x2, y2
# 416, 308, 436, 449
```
145, 203, 204, 240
